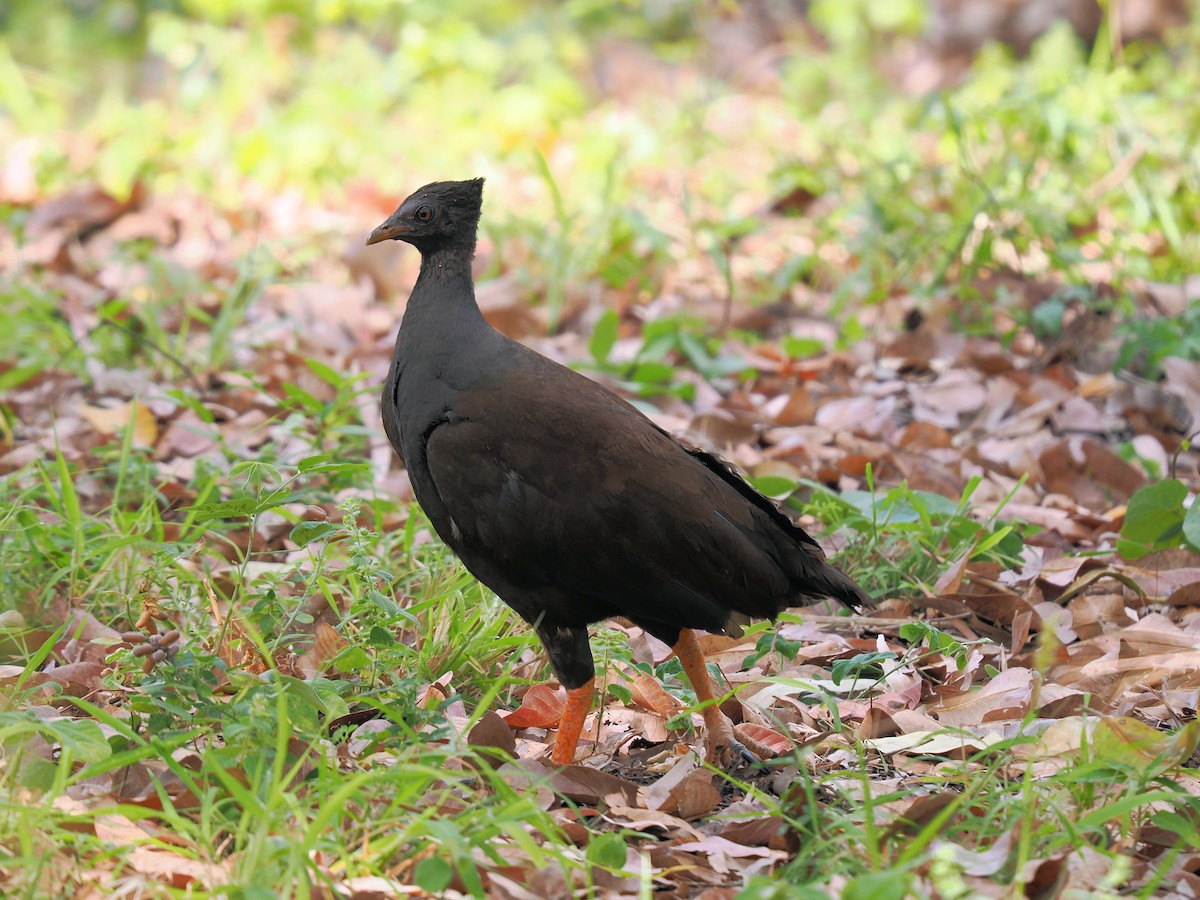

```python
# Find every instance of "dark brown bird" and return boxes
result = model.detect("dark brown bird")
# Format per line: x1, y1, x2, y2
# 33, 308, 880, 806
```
368, 178, 871, 765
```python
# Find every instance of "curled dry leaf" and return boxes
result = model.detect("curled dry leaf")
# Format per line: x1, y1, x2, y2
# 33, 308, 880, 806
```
603, 805, 705, 840
733, 722, 793, 757
501, 684, 566, 729
627, 668, 685, 718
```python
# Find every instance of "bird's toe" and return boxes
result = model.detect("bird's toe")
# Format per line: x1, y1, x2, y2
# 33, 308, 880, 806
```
704, 720, 761, 770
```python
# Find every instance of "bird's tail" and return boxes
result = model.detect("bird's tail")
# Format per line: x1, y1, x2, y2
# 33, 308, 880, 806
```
801, 559, 876, 612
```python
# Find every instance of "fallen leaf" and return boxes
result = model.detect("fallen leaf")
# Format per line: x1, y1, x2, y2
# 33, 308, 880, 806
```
468, 711, 517, 763
627, 669, 685, 718
672, 835, 782, 859
80, 400, 157, 447
502, 684, 566, 729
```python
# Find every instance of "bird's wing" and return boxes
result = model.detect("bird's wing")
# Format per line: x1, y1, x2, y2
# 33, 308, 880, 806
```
420, 372, 863, 633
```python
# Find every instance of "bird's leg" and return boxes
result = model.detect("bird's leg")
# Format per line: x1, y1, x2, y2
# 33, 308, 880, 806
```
672, 628, 752, 767
550, 677, 595, 765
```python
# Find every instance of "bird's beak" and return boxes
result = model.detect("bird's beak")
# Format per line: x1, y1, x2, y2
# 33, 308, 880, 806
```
366, 219, 409, 246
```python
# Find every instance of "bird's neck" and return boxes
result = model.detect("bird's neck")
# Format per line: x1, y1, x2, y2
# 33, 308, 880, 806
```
404, 244, 489, 332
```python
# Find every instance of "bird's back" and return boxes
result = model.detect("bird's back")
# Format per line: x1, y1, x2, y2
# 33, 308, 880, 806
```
398, 337, 869, 641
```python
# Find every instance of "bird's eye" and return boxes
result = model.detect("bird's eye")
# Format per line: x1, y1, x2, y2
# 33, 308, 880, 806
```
415, 205, 433, 223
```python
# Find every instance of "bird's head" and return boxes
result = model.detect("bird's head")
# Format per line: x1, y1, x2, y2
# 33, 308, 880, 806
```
366, 178, 484, 253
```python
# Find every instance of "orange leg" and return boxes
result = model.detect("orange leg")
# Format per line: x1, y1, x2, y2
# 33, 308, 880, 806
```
672, 628, 745, 766
550, 677, 595, 765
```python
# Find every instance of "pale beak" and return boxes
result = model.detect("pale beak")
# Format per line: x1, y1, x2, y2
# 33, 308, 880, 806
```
366, 220, 410, 245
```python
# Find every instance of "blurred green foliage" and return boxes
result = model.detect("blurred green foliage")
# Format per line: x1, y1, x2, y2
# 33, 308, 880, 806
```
1, 0, 1198, 371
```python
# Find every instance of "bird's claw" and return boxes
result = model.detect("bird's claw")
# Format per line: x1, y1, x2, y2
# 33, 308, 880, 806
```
734, 738, 761, 768
706, 733, 765, 771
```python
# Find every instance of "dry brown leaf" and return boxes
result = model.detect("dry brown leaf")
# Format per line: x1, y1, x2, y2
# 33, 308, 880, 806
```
125, 846, 228, 889
502, 759, 639, 807
79, 400, 158, 447
501, 684, 566, 729
858, 707, 901, 740
1068, 593, 1135, 638
672, 835, 784, 860
312, 621, 349, 671
94, 812, 153, 844
642, 755, 703, 812
627, 669, 685, 718
26, 183, 138, 239
1020, 854, 1069, 900
156, 410, 219, 459
603, 805, 705, 840
935, 831, 1015, 877
883, 791, 960, 839
468, 710, 517, 762
1169, 582, 1200, 606
734, 722, 793, 757
934, 549, 972, 595
930, 667, 1035, 726
897, 420, 953, 450
661, 769, 721, 819
42, 661, 107, 697
866, 730, 1007, 757
718, 813, 788, 850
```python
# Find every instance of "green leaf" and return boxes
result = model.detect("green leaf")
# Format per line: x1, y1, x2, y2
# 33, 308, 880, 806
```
290, 521, 337, 547
367, 626, 396, 647
188, 497, 263, 521
1120, 480, 1187, 558
298, 453, 370, 475
586, 831, 629, 870
589, 309, 620, 363
45, 719, 112, 764
831, 650, 896, 685
1031, 295, 1067, 339
280, 678, 323, 733
742, 633, 775, 669
1183, 498, 1200, 552
189, 489, 306, 522
843, 871, 911, 900
629, 361, 676, 384
414, 857, 453, 893
773, 636, 802, 660
297, 454, 331, 472
782, 336, 825, 359
310, 680, 351, 721
332, 646, 372, 672
749, 474, 799, 499
605, 683, 633, 704
297, 462, 370, 474
305, 357, 347, 387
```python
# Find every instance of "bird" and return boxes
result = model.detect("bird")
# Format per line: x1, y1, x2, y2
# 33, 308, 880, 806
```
367, 178, 872, 766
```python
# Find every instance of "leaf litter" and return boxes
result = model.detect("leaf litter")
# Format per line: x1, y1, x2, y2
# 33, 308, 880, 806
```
2, 66, 1200, 900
